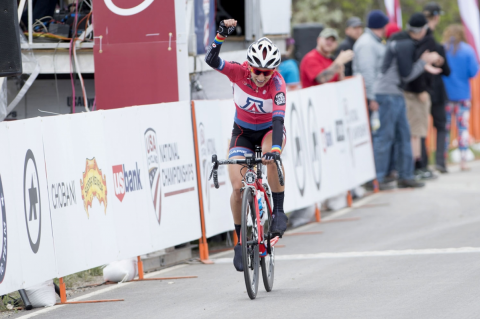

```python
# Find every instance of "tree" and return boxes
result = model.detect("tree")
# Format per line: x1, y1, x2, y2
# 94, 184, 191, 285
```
292, 0, 461, 41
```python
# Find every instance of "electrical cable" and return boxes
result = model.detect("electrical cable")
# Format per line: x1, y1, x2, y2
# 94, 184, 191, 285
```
68, 1, 78, 114
53, 40, 61, 108
73, 42, 89, 111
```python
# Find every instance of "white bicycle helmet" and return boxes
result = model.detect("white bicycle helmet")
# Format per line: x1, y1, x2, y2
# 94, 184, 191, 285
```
246, 37, 281, 69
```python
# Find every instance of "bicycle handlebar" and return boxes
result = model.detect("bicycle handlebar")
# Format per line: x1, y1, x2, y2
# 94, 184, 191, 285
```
208, 154, 284, 188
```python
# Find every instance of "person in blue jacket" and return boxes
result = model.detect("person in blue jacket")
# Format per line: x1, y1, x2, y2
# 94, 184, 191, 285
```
278, 38, 300, 88
442, 24, 480, 171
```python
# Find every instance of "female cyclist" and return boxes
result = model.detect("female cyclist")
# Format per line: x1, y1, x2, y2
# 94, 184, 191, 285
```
205, 19, 288, 271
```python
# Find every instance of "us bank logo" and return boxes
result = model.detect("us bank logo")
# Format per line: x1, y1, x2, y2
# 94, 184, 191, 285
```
23, 150, 41, 254
112, 163, 143, 202
0, 175, 8, 282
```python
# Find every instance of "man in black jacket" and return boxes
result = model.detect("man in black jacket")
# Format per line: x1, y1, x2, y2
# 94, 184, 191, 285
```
399, 8, 449, 179
423, 2, 450, 173
337, 17, 363, 77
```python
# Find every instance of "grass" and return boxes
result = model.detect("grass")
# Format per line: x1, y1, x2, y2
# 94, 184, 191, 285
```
53, 266, 104, 289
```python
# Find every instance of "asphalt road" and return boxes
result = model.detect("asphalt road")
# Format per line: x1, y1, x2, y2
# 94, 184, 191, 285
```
15, 162, 480, 319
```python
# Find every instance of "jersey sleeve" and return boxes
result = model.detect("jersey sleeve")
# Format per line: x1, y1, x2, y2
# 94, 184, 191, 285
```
217, 60, 248, 82
270, 74, 287, 154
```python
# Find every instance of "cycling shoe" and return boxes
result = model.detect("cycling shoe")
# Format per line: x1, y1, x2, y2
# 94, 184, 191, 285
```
271, 211, 288, 238
233, 244, 243, 272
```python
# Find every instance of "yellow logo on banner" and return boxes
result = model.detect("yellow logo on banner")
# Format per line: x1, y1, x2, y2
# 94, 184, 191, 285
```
80, 158, 108, 217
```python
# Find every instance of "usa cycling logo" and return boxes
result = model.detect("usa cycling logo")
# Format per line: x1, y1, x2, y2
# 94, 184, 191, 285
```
239, 97, 267, 114
112, 163, 143, 202
144, 128, 162, 224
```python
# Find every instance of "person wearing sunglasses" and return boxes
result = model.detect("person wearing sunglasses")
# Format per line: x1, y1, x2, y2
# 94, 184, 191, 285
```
205, 19, 288, 272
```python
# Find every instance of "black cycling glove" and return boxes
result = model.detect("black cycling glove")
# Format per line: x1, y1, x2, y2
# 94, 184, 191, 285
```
263, 152, 281, 161
217, 20, 236, 38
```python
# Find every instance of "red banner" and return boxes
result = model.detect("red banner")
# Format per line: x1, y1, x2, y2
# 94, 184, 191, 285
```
93, 0, 179, 109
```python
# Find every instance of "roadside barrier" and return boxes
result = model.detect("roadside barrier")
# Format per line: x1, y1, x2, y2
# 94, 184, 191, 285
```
0, 76, 375, 298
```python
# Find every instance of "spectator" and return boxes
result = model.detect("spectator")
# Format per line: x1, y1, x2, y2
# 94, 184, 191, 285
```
372, 13, 442, 189
300, 28, 354, 88
442, 24, 479, 171
278, 38, 300, 90
353, 10, 389, 110
336, 17, 363, 77
385, 22, 401, 40
422, 2, 451, 174
398, 12, 448, 180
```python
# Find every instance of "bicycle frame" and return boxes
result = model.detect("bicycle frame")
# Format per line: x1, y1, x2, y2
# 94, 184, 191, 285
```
240, 148, 273, 247
209, 145, 283, 250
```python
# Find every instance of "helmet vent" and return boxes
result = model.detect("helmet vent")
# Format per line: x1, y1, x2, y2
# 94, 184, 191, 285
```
253, 56, 261, 66
262, 48, 267, 59
265, 58, 276, 68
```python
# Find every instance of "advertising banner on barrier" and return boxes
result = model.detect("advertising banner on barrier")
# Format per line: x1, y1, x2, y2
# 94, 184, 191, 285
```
7, 118, 57, 288
195, 76, 375, 218
0, 124, 23, 295
304, 83, 354, 200
193, 100, 234, 238
282, 90, 309, 211
103, 107, 154, 260
337, 77, 376, 187
43, 112, 120, 277
137, 102, 202, 251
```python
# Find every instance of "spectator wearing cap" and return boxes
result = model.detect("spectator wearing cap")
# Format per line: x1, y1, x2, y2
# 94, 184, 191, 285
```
422, 2, 451, 174
300, 28, 354, 89
372, 12, 442, 189
278, 38, 300, 89
396, 13, 447, 180
353, 10, 389, 111
336, 17, 363, 77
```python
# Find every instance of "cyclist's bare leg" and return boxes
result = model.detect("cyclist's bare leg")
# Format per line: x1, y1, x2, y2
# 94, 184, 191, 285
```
261, 134, 286, 191
228, 156, 248, 225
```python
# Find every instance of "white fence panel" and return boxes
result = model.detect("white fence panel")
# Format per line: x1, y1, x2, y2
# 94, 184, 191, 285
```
0, 124, 24, 295
193, 100, 234, 238
137, 102, 202, 251
6, 119, 57, 288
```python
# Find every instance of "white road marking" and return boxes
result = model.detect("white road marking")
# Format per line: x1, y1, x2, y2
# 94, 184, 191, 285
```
213, 247, 480, 263
16, 264, 187, 319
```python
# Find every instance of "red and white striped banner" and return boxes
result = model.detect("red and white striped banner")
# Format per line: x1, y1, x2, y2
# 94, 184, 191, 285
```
384, 0, 402, 28
458, 0, 480, 61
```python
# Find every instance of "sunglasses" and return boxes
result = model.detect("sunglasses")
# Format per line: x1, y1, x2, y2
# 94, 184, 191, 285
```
250, 67, 275, 77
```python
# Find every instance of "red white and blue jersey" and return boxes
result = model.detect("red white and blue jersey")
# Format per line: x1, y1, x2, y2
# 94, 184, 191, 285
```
217, 60, 287, 131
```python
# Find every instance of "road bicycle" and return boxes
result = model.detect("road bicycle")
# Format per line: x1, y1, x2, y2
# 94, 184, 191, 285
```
209, 146, 284, 300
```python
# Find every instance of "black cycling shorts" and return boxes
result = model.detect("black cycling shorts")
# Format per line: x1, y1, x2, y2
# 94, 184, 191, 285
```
228, 122, 286, 158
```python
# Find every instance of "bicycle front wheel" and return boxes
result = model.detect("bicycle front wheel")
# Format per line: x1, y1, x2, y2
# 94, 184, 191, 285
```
241, 188, 259, 300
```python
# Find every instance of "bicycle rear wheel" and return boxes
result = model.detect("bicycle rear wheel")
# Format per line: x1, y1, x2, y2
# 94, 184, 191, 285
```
241, 188, 259, 300
260, 185, 275, 292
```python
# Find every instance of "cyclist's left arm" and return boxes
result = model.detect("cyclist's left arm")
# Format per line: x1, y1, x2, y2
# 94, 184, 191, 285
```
269, 74, 287, 158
